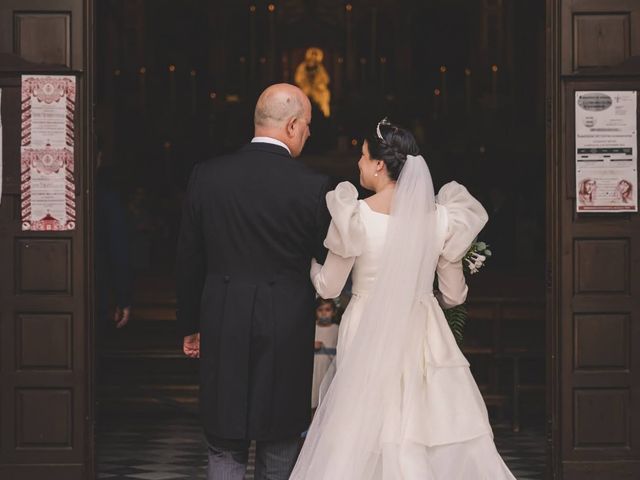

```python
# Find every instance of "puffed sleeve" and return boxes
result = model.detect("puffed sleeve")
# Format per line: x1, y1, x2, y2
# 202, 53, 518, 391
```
311, 182, 364, 299
436, 181, 489, 262
323, 182, 365, 258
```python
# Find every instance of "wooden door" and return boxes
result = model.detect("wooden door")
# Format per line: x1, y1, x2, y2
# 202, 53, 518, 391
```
0, 1, 94, 479
548, 0, 640, 478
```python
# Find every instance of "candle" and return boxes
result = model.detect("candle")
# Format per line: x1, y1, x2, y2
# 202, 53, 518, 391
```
346, 4, 355, 87
433, 88, 441, 120
163, 141, 172, 182
259, 57, 267, 85
379, 57, 387, 93
168, 64, 176, 111
282, 54, 289, 83
370, 7, 378, 79
249, 5, 257, 86
208, 92, 217, 140
114, 68, 122, 112
464, 68, 472, 116
137, 66, 146, 112
439, 65, 448, 115
491, 64, 498, 107
190, 69, 197, 115
334, 56, 344, 98
239, 56, 247, 95
267, 4, 276, 82
209, 91, 217, 111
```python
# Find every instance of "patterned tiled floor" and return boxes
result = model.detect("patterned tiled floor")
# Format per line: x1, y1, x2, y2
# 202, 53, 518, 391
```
494, 426, 546, 480
97, 412, 545, 479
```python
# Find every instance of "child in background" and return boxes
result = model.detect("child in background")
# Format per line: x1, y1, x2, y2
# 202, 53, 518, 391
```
312, 298, 339, 410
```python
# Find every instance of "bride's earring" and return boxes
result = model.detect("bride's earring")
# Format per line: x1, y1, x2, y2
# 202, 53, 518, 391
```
374, 161, 382, 178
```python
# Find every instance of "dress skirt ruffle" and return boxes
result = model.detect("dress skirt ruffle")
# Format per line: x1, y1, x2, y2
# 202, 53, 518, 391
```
323, 293, 516, 480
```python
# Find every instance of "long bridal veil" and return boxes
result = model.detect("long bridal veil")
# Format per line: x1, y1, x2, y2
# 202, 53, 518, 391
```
291, 155, 441, 479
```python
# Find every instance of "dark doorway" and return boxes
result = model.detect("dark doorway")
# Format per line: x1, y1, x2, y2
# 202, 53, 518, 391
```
94, 1, 547, 479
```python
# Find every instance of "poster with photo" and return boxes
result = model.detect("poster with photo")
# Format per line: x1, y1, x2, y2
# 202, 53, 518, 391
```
575, 91, 637, 212
21, 75, 76, 231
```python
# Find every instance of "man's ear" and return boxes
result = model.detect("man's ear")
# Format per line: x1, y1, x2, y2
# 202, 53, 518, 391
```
286, 117, 297, 138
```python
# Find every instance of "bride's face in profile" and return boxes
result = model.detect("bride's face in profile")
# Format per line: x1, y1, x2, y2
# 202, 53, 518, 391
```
358, 141, 383, 191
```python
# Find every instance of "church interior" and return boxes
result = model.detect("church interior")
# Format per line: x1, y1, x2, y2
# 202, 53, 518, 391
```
95, 1, 547, 478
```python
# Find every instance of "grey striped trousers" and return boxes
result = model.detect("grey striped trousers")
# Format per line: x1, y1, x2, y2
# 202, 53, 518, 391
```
206, 436, 299, 480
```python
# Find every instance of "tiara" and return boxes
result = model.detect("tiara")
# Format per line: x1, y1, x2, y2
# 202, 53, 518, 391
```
376, 117, 392, 142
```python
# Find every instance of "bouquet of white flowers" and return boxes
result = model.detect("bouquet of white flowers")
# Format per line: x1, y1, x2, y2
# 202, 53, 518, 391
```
443, 241, 492, 346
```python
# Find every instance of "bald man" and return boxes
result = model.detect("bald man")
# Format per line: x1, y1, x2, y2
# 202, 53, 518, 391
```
176, 84, 330, 480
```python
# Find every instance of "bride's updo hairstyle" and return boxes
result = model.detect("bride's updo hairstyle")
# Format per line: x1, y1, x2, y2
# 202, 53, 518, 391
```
366, 118, 420, 181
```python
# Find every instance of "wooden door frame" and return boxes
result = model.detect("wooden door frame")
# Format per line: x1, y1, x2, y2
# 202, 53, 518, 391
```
546, 0, 561, 477
85, 0, 96, 477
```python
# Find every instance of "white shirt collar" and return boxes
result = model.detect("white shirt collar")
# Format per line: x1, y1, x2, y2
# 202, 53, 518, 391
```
251, 136, 291, 155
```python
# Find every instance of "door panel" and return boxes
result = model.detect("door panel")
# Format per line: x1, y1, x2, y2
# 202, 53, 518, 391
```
561, 0, 640, 75
0, 0, 85, 69
0, 1, 93, 479
572, 13, 631, 69
14, 13, 72, 67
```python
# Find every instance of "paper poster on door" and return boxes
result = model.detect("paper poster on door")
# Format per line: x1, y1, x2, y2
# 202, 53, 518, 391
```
21, 75, 76, 231
575, 91, 637, 213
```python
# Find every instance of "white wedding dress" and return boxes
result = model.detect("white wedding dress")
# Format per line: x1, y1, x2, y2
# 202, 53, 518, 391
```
291, 176, 516, 479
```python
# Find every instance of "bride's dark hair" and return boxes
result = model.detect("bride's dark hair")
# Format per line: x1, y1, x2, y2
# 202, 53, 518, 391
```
366, 118, 420, 181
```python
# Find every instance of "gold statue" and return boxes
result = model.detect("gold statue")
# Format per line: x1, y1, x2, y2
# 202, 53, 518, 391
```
295, 47, 331, 117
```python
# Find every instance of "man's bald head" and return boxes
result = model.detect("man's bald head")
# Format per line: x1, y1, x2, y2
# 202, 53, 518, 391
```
254, 83, 307, 127
253, 83, 312, 158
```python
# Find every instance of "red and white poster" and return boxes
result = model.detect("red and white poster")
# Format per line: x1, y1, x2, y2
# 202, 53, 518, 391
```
21, 75, 76, 231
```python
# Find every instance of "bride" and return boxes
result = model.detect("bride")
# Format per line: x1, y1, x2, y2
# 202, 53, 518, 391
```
290, 119, 516, 479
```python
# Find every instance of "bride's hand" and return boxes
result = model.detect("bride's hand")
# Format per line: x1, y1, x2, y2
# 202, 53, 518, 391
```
310, 258, 322, 279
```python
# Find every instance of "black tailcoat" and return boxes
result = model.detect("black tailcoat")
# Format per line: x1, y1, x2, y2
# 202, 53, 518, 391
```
176, 142, 330, 441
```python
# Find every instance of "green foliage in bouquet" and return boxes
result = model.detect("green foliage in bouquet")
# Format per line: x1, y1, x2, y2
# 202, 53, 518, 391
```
442, 241, 492, 346
444, 304, 468, 347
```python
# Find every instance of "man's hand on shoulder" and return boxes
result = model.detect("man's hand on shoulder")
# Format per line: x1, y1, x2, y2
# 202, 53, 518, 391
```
183, 333, 200, 358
